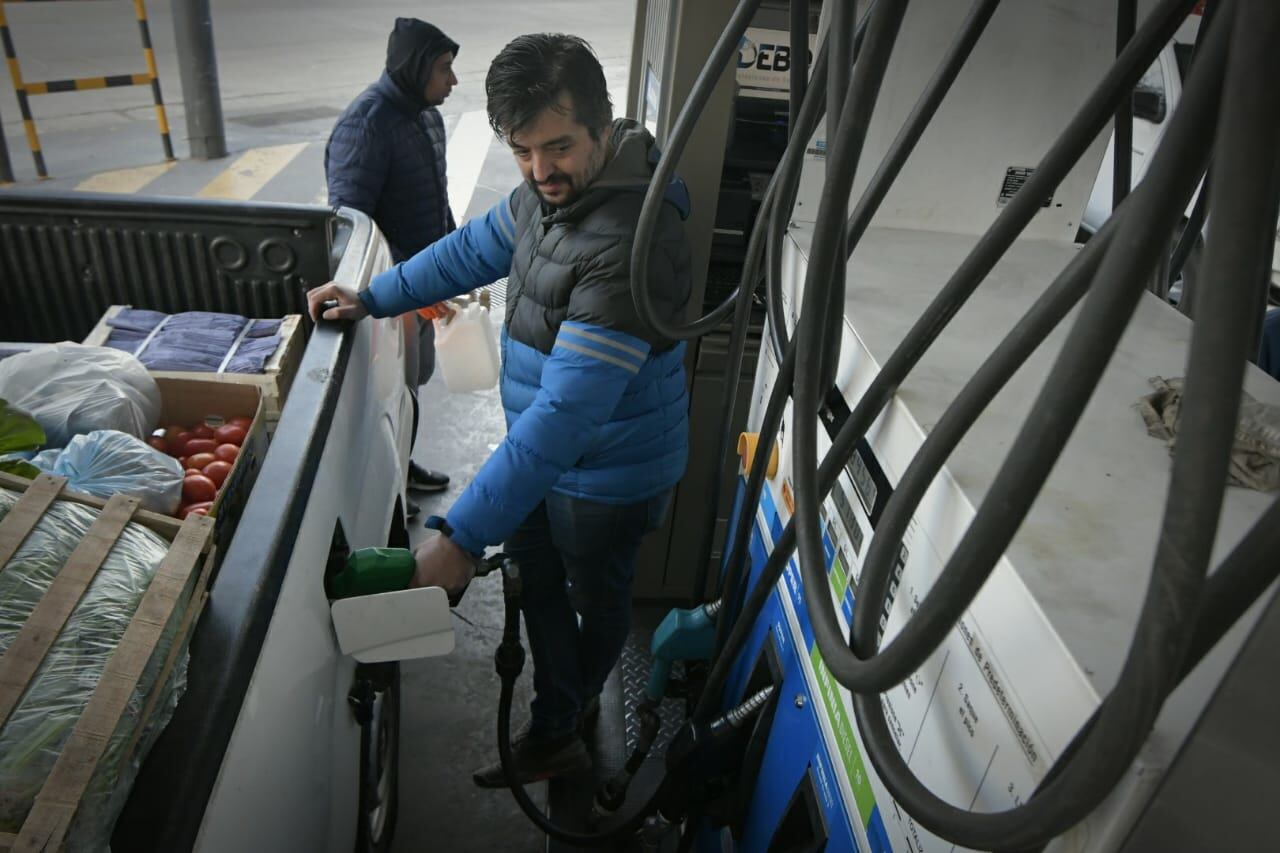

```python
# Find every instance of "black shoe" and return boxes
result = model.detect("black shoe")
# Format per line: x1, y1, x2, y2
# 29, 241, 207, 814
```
473, 729, 591, 788
407, 461, 449, 493
406, 499, 421, 520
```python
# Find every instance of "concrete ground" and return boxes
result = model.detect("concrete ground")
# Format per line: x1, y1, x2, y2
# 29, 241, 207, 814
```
1, 2, 636, 850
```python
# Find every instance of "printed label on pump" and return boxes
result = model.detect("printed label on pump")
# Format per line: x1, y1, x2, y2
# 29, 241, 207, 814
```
755, 439, 1098, 852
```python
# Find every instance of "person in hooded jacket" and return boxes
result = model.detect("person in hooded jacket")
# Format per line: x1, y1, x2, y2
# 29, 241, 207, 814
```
309, 33, 692, 785
325, 17, 459, 504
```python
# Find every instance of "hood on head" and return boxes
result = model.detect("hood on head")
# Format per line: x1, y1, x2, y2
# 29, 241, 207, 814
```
386, 18, 458, 108
592, 119, 691, 221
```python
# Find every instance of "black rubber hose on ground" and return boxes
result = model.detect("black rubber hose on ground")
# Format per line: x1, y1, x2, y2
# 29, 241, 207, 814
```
494, 560, 668, 846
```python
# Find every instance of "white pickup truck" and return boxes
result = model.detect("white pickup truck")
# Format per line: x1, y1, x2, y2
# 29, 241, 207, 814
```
1081, 38, 1280, 304
0, 190, 416, 853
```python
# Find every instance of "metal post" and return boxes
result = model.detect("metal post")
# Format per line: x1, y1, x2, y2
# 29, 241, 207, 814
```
0, 102, 13, 183
1112, 0, 1137, 207
171, 0, 225, 159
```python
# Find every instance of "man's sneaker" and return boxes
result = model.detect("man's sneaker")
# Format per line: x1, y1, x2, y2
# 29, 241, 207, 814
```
473, 729, 591, 788
405, 499, 420, 520
407, 461, 449, 492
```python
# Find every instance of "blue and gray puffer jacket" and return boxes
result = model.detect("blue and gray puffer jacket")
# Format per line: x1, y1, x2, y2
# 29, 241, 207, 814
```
325, 72, 455, 263
360, 119, 692, 556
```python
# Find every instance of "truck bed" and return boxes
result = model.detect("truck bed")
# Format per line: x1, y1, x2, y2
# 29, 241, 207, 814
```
0, 190, 333, 343
0, 191, 364, 851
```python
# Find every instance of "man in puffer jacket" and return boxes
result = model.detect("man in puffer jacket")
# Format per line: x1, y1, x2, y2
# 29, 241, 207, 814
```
309, 34, 692, 785
325, 17, 458, 502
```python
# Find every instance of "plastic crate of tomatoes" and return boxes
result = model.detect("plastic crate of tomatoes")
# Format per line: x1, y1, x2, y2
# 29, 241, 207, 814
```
144, 378, 266, 526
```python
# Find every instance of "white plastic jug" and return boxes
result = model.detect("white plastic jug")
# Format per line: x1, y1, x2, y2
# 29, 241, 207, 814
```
433, 302, 500, 392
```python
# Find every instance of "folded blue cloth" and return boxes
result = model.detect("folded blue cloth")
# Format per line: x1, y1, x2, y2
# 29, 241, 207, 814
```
105, 308, 282, 374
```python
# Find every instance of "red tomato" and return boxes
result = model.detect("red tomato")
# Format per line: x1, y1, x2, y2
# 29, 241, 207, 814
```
148, 435, 169, 453
203, 460, 233, 486
184, 468, 203, 477
166, 429, 192, 456
183, 438, 218, 456
178, 501, 213, 519
182, 473, 218, 504
214, 443, 240, 463
186, 452, 217, 470
228, 415, 253, 429
213, 423, 247, 446
191, 424, 216, 440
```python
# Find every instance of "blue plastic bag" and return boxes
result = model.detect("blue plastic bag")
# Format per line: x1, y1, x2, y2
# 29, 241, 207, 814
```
32, 430, 184, 514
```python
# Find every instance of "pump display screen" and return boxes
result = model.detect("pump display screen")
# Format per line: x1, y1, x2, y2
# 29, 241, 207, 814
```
846, 449, 878, 517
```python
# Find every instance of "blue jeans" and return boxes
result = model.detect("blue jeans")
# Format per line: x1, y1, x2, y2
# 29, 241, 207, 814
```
506, 490, 671, 738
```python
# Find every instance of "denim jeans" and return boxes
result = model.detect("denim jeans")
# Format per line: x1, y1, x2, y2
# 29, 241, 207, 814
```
505, 489, 671, 738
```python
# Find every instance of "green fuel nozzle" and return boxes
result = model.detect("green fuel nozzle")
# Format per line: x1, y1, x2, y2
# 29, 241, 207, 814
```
329, 547, 415, 599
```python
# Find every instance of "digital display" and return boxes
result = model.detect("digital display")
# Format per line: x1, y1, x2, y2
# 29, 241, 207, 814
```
846, 448, 878, 517
831, 482, 864, 556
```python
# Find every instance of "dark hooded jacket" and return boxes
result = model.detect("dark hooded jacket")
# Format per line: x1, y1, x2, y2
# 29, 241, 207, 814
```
358, 119, 692, 555
325, 19, 459, 263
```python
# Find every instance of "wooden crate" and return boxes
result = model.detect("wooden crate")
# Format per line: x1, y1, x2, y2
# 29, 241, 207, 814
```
83, 305, 303, 429
0, 472, 216, 853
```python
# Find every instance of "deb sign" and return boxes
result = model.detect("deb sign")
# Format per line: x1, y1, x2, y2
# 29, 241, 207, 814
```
737, 27, 816, 100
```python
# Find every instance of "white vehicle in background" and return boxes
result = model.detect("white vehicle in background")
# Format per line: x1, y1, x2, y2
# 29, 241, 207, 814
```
1081, 36, 1280, 308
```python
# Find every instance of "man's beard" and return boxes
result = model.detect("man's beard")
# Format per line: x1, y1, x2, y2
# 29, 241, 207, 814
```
530, 172, 578, 206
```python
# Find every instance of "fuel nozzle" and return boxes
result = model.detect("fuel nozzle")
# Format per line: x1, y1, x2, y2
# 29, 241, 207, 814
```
329, 547, 415, 599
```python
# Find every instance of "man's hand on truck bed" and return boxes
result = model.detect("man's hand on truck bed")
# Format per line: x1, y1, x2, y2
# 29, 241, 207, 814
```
307, 281, 369, 322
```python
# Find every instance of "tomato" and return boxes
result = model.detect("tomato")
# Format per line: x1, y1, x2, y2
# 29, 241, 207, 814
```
184, 468, 203, 477
191, 424, 216, 440
214, 443, 240, 463
203, 460, 233, 487
213, 423, 247, 446
147, 435, 169, 453
186, 452, 216, 470
183, 438, 218, 456
228, 415, 253, 430
178, 501, 213, 519
182, 473, 218, 504
166, 429, 192, 457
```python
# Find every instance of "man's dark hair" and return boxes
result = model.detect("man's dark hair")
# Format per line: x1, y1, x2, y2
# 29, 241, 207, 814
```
486, 34, 613, 142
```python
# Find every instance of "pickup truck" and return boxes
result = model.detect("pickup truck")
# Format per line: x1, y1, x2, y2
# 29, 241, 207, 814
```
0, 190, 415, 853
1081, 38, 1280, 306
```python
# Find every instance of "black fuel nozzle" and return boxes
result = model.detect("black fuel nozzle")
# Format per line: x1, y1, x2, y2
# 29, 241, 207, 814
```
493, 555, 526, 681
591, 699, 663, 823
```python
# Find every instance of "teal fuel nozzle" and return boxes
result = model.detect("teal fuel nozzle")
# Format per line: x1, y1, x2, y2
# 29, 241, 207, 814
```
330, 547, 416, 599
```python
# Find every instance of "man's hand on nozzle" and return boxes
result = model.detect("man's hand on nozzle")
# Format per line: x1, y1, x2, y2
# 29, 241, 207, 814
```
307, 281, 369, 323
410, 529, 477, 599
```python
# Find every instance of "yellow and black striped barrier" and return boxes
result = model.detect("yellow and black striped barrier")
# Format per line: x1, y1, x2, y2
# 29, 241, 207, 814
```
0, 0, 174, 178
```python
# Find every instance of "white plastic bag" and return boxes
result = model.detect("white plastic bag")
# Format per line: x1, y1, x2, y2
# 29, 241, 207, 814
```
434, 303, 500, 392
0, 344, 161, 448
32, 430, 184, 514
